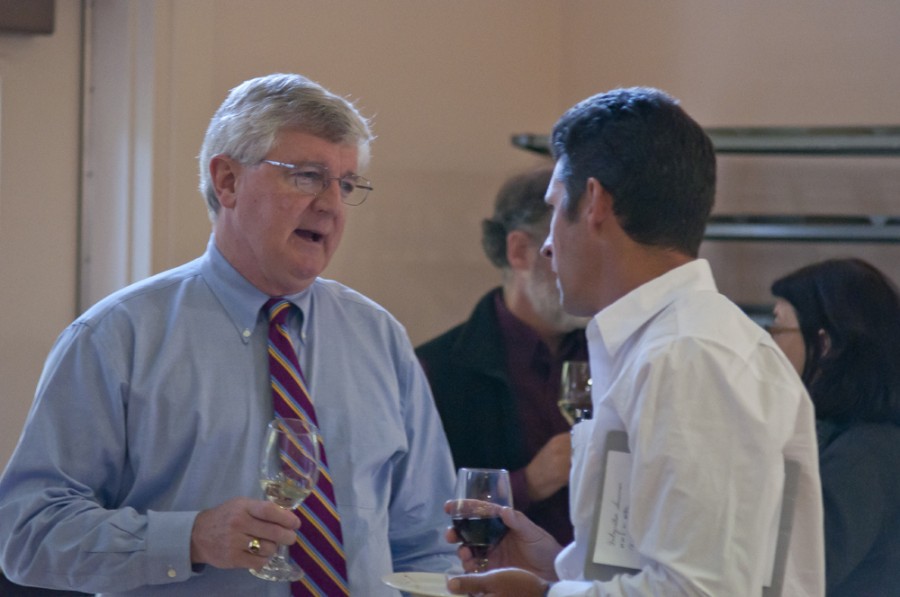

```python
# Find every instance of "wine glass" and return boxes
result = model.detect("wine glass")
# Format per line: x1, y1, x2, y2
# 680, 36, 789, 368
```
558, 360, 592, 426
448, 468, 513, 571
250, 417, 320, 582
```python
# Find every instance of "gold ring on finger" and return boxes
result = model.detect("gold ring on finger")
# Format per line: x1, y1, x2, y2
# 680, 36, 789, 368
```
247, 538, 262, 555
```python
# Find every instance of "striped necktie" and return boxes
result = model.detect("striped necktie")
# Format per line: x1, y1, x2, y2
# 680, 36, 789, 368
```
265, 299, 349, 596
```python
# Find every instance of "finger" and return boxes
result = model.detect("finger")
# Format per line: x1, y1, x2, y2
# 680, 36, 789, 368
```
446, 574, 488, 595
446, 526, 457, 543
247, 500, 301, 529
248, 520, 299, 547
457, 548, 482, 573
246, 536, 263, 556
499, 505, 533, 530
501, 506, 539, 538
229, 536, 274, 570
499, 506, 518, 527
244, 501, 301, 546
444, 499, 456, 515
244, 535, 280, 559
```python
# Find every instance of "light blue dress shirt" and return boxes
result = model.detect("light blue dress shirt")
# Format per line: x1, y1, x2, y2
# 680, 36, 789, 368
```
0, 236, 458, 596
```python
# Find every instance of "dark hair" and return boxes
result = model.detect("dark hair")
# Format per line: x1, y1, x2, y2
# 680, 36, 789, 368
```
771, 258, 900, 424
550, 87, 716, 257
481, 167, 554, 268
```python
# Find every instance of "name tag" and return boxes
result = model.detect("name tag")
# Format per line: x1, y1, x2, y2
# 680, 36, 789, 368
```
584, 430, 640, 580
592, 448, 641, 568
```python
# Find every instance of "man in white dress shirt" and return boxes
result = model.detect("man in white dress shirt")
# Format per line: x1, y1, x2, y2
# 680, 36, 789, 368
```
447, 87, 825, 596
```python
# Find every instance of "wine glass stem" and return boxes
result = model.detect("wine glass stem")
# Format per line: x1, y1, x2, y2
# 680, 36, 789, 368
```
274, 544, 290, 562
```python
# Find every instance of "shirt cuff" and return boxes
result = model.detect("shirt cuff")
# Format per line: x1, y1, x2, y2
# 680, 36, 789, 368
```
146, 510, 200, 584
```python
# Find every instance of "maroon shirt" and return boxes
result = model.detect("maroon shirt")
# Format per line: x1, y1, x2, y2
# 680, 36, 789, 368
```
494, 291, 587, 545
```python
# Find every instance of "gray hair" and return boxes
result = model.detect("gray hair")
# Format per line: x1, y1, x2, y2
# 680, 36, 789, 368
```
481, 167, 554, 269
198, 73, 373, 220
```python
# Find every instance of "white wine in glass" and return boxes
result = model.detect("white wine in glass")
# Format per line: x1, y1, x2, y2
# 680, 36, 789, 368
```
448, 468, 513, 571
558, 360, 592, 426
251, 417, 320, 582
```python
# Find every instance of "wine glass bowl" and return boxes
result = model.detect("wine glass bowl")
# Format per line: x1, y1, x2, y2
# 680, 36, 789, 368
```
251, 417, 320, 582
448, 468, 513, 571
558, 360, 592, 426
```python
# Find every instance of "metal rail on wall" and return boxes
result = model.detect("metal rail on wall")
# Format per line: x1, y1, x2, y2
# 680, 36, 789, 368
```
511, 126, 900, 243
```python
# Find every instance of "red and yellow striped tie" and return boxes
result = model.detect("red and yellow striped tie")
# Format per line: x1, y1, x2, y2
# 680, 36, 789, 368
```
265, 299, 349, 596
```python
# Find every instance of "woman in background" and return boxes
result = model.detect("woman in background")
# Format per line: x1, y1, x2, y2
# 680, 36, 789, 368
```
770, 258, 900, 596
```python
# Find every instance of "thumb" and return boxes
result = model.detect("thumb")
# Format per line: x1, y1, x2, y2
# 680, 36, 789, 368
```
447, 573, 488, 595
500, 507, 547, 542
500, 506, 526, 529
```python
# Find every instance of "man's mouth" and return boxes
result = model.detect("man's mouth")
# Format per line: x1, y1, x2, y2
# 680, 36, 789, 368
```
295, 229, 324, 243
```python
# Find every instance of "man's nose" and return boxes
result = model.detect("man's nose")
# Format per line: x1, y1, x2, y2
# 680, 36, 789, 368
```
316, 178, 344, 208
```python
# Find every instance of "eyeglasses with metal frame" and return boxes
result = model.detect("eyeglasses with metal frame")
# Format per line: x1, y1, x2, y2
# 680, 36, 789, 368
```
764, 324, 801, 336
260, 159, 373, 206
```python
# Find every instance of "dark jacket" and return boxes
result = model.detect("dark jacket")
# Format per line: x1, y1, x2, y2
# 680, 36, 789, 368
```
818, 420, 900, 596
416, 289, 576, 544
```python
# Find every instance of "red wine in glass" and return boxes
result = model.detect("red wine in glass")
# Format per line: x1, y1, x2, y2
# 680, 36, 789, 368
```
449, 468, 513, 570
451, 515, 509, 561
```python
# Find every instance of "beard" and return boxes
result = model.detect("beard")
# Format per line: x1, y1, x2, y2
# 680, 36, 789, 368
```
523, 262, 591, 333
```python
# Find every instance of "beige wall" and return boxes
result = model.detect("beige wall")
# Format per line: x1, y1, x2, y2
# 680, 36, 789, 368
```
3, 1, 900, 468
0, 1, 82, 469
143, 0, 900, 341
562, 1, 900, 306
562, 1, 900, 123
145, 0, 565, 345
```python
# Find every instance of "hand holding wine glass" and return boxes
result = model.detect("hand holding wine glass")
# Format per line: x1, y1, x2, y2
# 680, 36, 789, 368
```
558, 360, 592, 426
251, 417, 320, 582
448, 468, 513, 571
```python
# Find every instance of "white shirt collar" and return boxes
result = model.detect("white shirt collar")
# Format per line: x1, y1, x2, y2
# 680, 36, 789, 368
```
587, 259, 718, 358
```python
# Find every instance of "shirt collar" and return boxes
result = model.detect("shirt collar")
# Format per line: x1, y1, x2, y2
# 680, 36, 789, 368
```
199, 235, 313, 341
587, 259, 718, 357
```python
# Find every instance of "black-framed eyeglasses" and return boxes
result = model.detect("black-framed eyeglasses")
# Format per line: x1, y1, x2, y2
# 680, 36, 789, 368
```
260, 159, 373, 206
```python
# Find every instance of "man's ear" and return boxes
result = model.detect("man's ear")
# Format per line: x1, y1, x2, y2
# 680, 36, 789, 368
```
209, 154, 240, 209
584, 177, 613, 226
506, 229, 534, 271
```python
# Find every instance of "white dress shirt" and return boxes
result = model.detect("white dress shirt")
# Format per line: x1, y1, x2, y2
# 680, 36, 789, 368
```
550, 259, 825, 596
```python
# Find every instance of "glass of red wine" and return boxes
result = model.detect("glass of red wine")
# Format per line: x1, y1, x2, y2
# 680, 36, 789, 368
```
449, 467, 513, 571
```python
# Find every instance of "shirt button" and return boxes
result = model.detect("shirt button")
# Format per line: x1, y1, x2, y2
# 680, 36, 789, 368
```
167, 567, 177, 578
242, 329, 251, 338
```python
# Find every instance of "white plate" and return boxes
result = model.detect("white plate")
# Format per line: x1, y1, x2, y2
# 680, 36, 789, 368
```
381, 571, 453, 596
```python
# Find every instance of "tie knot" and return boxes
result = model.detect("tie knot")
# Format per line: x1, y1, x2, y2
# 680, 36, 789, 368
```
264, 298, 293, 325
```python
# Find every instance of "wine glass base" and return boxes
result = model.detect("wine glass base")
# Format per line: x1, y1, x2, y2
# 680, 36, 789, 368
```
250, 557, 305, 582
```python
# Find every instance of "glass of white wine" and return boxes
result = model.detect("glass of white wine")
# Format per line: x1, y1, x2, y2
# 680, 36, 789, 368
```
558, 360, 592, 426
251, 417, 320, 582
